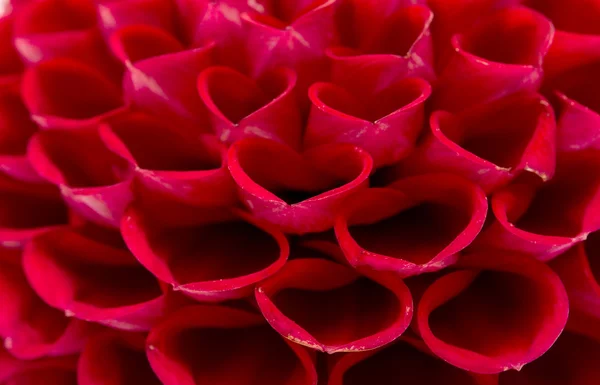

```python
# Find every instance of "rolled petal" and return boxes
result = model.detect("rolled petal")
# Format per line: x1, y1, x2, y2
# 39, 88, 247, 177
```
498, 330, 600, 385
256, 257, 412, 353
121, 204, 289, 301
27, 128, 133, 228
13, 0, 120, 77
78, 331, 161, 385
0, 347, 78, 385
23, 224, 166, 331
0, 173, 68, 248
0, 88, 41, 182
228, 138, 372, 234
0, 247, 96, 359
305, 77, 431, 167
99, 112, 237, 207
433, 6, 554, 112
95, 0, 177, 37
328, 5, 434, 95
21, 58, 125, 129
121, 43, 214, 131
335, 174, 487, 277
397, 92, 556, 193
550, 231, 600, 324
416, 252, 569, 374
475, 150, 600, 260
328, 336, 495, 385
146, 305, 317, 385
197, 66, 302, 148
109, 25, 184, 65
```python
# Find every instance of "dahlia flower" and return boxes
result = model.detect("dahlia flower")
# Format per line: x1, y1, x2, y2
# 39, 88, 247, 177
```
0, 0, 599, 384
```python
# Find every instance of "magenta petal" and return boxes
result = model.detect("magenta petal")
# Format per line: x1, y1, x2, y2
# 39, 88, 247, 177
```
335, 173, 487, 277
305, 77, 431, 167
23, 225, 165, 331
100, 112, 237, 207
13, 0, 120, 78
327, 336, 495, 385
498, 330, 600, 385
397, 92, 556, 193
78, 331, 161, 385
475, 150, 600, 260
27, 128, 133, 228
146, 305, 317, 385
122, 44, 214, 131
0, 347, 78, 385
197, 66, 302, 148
0, 247, 96, 359
433, 6, 554, 113
109, 25, 184, 65
328, 5, 434, 95
228, 138, 372, 234
416, 251, 569, 374
255, 257, 412, 353
0, 173, 68, 248
21, 58, 125, 129
122, 205, 289, 302
95, 0, 176, 37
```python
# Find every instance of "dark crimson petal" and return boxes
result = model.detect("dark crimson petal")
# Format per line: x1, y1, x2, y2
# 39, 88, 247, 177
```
335, 174, 487, 277
99, 112, 237, 207
328, 336, 496, 385
23, 225, 165, 331
328, 4, 434, 95
255, 257, 412, 353
416, 251, 568, 374
550, 232, 600, 330
228, 138, 372, 234
241, 0, 339, 105
78, 331, 161, 385
121, 44, 214, 131
27, 128, 133, 228
0, 247, 97, 360
0, 88, 41, 183
0, 16, 24, 89
0, 347, 78, 385
433, 6, 554, 113
305, 77, 431, 167
0, 173, 68, 248
146, 305, 317, 385
396, 92, 556, 193
95, 0, 177, 37
122, 204, 289, 301
13, 0, 120, 78
475, 150, 600, 260
197, 66, 302, 148
21, 58, 125, 129
498, 330, 600, 385
549, 62, 600, 151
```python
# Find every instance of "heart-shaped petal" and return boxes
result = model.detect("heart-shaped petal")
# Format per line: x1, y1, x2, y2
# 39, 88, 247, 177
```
335, 173, 487, 276
228, 137, 372, 234
416, 251, 568, 374
256, 256, 412, 353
